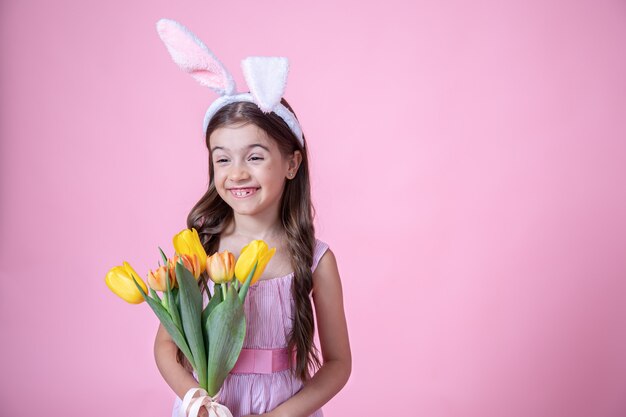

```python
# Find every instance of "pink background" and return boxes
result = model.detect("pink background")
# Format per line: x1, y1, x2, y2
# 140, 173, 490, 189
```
1, 1, 625, 416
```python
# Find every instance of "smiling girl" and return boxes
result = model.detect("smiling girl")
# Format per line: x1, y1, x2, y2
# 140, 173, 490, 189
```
153, 19, 351, 417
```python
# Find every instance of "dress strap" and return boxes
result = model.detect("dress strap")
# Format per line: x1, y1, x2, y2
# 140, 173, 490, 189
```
311, 239, 329, 273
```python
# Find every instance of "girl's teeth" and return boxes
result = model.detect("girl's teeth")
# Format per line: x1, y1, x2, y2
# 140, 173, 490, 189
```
232, 188, 257, 197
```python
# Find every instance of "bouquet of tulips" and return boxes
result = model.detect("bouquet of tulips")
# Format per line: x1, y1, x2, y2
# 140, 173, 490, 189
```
105, 228, 275, 416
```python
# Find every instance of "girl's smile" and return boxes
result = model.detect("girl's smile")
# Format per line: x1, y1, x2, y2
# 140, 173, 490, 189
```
229, 187, 260, 198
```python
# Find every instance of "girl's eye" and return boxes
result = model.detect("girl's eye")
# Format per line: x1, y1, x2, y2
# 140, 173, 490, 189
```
216, 158, 228, 163
249, 156, 264, 161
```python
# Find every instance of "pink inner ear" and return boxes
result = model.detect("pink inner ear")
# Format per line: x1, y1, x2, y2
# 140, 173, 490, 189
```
190, 71, 226, 91
158, 19, 230, 93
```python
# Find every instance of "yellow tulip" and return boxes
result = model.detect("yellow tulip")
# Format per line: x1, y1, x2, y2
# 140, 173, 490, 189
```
235, 240, 276, 285
168, 253, 202, 281
148, 265, 175, 292
105, 261, 148, 304
207, 251, 235, 284
173, 228, 207, 274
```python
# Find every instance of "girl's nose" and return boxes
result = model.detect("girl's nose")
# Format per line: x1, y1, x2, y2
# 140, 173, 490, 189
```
229, 164, 250, 182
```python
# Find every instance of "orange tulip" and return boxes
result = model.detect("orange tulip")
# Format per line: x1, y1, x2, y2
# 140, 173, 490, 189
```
206, 251, 235, 284
168, 253, 202, 281
148, 265, 176, 292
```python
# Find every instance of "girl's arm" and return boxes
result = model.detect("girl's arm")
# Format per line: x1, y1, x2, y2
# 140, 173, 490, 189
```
154, 323, 204, 400
256, 249, 352, 417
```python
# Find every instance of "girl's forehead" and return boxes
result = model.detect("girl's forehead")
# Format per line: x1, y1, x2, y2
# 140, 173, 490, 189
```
209, 124, 275, 152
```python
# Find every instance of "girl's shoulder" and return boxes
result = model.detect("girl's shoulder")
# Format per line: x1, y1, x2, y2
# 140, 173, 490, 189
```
311, 238, 342, 296
312, 238, 330, 273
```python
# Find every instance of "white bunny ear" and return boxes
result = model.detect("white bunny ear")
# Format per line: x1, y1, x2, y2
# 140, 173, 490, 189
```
156, 18, 236, 96
241, 57, 289, 113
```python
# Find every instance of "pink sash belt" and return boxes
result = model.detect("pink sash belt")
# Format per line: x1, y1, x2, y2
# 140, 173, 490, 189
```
230, 348, 293, 374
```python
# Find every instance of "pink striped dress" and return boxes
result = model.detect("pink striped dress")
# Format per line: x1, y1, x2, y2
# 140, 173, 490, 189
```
172, 239, 329, 417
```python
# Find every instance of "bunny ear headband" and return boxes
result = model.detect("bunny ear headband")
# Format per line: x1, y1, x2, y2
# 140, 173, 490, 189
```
156, 18, 304, 146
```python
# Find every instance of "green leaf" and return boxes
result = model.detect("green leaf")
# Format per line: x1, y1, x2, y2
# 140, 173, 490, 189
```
202, 285, 223, 327
201, 285, 223, 354
238, 261, 258, 302
158, 246, 168, 266
176, 260, 207, 390
149, 287, 161, 302
166, 268, 183, 332
172, 287, 180, 307
206, 285, 246, 396
132, 276, 195, 369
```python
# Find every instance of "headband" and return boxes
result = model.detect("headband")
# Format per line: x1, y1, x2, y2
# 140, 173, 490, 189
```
156, 18, 304, 146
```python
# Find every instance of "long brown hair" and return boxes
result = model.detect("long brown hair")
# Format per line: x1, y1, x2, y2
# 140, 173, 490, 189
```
178, 99, 321, 381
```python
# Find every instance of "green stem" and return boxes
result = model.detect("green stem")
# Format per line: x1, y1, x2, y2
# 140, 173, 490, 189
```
203, 271, 212, 300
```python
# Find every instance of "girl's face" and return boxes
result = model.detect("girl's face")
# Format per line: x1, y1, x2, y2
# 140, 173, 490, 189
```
209, 123, 301, 219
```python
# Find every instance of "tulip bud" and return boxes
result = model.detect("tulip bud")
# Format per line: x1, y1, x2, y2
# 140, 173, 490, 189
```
173, 228, 208, 274
207, 251, 235, 284
235, 240, 276, 285
148, 265, 176, 292
105, 261, 148, 304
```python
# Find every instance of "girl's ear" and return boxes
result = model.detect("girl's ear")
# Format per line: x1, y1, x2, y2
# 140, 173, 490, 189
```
287, 150, 303, 175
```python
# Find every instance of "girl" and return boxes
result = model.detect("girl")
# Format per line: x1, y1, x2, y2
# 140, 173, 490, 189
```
153, 19, 351, 417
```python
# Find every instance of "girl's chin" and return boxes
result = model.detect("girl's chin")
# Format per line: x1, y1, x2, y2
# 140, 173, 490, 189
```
229, 200, 276, 218
226, 197, 261, 213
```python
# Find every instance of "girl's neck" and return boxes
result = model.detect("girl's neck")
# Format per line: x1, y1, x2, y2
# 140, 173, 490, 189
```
224, 212, 284, 242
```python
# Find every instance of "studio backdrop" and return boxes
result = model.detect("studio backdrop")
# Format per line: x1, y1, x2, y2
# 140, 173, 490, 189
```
1, 1, 625, 416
